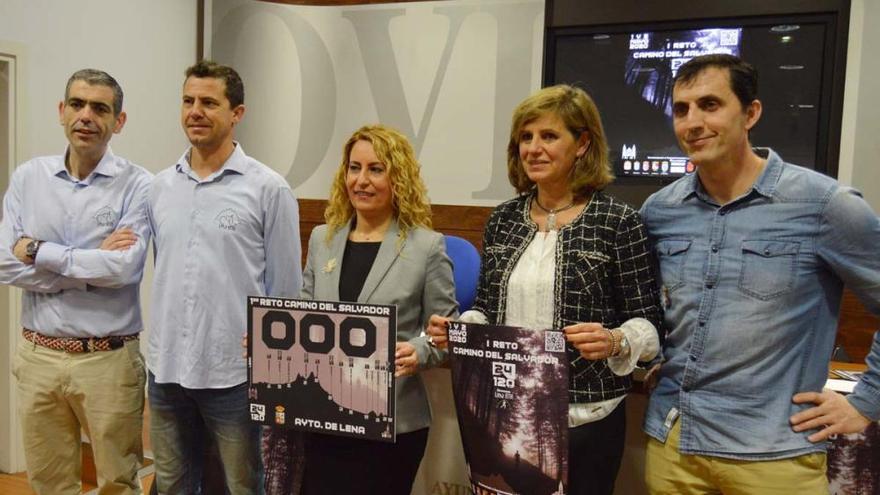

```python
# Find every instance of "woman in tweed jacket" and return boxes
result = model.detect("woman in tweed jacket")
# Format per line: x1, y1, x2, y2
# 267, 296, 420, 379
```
429, 85, 662, 495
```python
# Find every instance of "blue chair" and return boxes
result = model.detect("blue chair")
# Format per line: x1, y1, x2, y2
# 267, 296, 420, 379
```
443, 235, 481, 312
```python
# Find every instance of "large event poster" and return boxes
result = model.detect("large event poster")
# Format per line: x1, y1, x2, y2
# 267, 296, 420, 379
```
448, 321, 570, 495
247, 297, 397, 442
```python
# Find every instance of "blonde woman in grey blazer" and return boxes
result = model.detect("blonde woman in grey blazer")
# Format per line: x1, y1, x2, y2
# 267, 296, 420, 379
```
263, 124, 458, 495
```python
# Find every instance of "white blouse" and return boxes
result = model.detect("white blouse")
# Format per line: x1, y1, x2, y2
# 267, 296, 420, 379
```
461, 231, 659, 426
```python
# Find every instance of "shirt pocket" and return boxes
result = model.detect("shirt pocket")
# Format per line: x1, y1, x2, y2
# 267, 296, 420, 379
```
738, 240, 800, 300
655, 239, 692, 292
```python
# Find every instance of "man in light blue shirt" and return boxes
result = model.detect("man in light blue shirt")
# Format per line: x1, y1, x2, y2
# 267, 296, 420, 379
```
0, 69, 151, 494
641, 54, 880, 493
147, 60, 302, 494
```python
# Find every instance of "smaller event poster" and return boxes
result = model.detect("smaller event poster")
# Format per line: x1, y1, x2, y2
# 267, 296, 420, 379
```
828, 422, 880, 494
247, 297, 397, 443
448, 321, 569, 495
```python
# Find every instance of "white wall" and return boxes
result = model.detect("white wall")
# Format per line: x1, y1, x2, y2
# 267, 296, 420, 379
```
210, 0, 544, 206
0, 0, 198, 473
840, 0, 880, 209
0, 0, 196, 170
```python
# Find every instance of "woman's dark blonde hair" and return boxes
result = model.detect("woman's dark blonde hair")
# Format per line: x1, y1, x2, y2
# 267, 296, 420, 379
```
507, 84, 613, 196
324, 124, 432, 241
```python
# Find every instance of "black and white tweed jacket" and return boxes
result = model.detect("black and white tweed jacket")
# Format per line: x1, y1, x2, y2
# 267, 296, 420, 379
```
471, 191, 662, 403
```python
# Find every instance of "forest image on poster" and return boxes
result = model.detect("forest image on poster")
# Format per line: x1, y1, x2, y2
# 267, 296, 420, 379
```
448, 321, 569, 495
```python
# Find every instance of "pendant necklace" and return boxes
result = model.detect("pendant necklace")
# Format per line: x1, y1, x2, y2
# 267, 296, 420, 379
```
534, 197, 575, 231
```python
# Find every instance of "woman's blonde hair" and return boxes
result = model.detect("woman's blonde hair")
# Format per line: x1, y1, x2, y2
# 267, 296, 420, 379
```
324, 124, 432, 241
507, 84, 613, 196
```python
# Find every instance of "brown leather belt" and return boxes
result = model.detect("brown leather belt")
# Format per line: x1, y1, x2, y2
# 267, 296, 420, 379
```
23, 329, 138, 353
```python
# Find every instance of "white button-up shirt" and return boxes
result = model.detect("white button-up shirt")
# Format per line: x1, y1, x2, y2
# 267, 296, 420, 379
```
0, 148, 152, 337
147, 144, 302, 388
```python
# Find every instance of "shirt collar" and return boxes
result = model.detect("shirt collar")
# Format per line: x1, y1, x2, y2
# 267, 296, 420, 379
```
54, 146, 119, 182
675, 147, 783, 204
175, 142, 248, 180
749, 148, 783, 198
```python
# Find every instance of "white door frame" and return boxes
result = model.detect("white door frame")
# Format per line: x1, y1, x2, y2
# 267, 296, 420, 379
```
0, 40, 28, 474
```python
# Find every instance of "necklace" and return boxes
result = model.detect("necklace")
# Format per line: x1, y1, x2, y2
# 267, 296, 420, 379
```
534, 197, 575, 231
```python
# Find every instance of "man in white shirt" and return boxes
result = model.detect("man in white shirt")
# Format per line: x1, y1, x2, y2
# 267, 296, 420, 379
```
147, 60, 302, 494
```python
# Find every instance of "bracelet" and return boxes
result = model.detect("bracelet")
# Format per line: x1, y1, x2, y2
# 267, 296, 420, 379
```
605, 328, 619, 358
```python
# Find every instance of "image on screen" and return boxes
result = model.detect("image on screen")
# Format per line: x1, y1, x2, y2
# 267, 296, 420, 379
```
552, 22, 826, 181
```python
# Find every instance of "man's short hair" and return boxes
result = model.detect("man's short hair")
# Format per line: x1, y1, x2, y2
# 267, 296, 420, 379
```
674, 54, 758, 110
184, 60, 244, 108
65, 69, 124, 117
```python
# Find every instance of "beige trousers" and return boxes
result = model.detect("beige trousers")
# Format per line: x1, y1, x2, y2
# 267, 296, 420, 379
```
645, 419, 828, 495
13, 338, 146, 495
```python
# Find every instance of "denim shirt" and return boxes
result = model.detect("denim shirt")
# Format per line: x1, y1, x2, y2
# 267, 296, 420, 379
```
641, 149, 880, 460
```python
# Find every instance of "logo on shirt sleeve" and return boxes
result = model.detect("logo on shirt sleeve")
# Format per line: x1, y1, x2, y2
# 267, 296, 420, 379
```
216, 208, 242, 231
94, 206, 118, 227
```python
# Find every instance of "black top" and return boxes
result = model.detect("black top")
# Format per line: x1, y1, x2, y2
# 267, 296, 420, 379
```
338, 240, 381, 302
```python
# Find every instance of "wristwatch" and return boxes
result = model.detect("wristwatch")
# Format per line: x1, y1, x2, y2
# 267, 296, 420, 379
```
618, 331, 631, 358
25, 239, 43, 260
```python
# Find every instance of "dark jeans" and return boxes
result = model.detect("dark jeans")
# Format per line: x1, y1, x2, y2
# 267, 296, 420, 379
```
148, 372, 261, 495
568, 399, 627, 495
302, 428, 429, 495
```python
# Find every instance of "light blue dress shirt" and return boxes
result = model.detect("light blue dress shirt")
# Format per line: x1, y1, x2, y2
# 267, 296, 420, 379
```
0, 148, 152, 337
642, 149, 880, 460
147, 144, 302, 389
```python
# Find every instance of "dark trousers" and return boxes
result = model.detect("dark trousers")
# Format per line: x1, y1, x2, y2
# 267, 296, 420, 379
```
148, 372, 261, 495
568, 399, 627, 495
302, 428, 429, 495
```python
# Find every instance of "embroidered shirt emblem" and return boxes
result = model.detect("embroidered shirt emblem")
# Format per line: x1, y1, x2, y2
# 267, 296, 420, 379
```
94, 206, 117, 227
216, 209, 242, 231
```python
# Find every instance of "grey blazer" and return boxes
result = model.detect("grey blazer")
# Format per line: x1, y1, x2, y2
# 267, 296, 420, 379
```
303, 218, 458, 434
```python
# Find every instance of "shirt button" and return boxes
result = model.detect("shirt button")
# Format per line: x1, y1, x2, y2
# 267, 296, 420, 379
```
711, 245, 718, 253
689, 354, 697, 361
719, 210, 727, 216
698, 321, 705, 327
705, 283, 714, 289
764, 248, 771, 256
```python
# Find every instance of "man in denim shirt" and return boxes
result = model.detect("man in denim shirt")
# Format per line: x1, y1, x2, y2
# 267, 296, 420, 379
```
641, 54, 880, 492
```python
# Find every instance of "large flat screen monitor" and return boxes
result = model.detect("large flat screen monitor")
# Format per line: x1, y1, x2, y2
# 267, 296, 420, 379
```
546, 14, 842, 184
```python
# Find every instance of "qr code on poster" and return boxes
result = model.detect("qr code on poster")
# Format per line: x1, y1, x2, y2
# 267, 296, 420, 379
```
719, 29, 739, 46
545, 331, 565, 352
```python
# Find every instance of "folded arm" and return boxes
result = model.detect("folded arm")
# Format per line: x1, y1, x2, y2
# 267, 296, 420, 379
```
32, 177, 151, 288
0, 170, 85, 293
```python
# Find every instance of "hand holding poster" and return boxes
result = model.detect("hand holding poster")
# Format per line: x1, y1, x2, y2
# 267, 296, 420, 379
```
448, 321, 569, 495
247, 296, 397, 442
